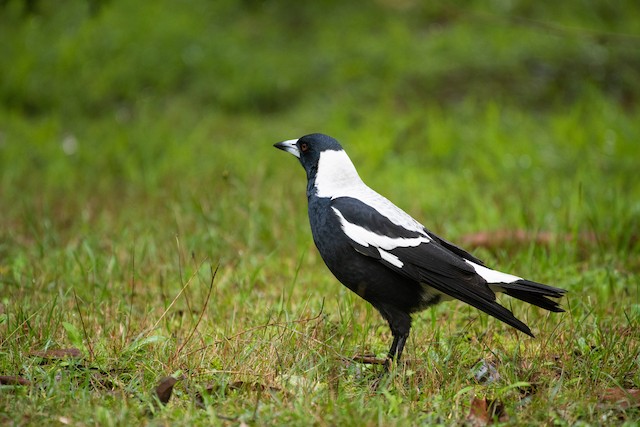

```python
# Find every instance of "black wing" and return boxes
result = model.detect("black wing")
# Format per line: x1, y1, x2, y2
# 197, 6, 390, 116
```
424, 230, 485, 265
387, 243, 533, 335
331, 197, 533, 335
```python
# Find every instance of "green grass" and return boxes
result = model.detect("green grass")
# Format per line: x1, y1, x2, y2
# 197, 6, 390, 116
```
1, 0, 640, 425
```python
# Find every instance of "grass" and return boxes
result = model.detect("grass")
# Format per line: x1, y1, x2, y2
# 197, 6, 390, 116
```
1, 0, 640, 425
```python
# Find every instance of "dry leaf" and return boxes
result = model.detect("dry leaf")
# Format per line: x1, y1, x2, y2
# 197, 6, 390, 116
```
466, 396, 507, 426
601, 388, 640, 409
460, 230, 597, 250
467, 397, 491, 427
155, 376, 178, 405
0, 375, 31, 386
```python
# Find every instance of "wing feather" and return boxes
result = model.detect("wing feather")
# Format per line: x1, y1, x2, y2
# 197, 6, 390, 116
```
331, 197, 534, 335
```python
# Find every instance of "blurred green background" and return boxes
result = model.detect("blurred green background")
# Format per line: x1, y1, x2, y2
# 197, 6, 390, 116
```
2, 0, 639, 243
1, 0, 640, 424
2, 0, 639, 266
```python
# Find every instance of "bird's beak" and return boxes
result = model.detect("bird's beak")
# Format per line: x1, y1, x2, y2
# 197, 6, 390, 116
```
273, 139, 300, 158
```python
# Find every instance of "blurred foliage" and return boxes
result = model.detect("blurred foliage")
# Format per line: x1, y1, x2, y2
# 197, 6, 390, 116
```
1, 0, 639, 118
1, 0, 639, 245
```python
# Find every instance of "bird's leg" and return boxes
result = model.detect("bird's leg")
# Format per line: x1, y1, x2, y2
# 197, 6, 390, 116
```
377, 305, 412, 370
387, 335, 400, 360
385, 332, 408, 370
393, 333, 408, 362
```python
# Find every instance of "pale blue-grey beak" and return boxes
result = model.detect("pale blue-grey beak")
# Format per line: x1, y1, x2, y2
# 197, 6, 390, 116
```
273, 139, 300, 158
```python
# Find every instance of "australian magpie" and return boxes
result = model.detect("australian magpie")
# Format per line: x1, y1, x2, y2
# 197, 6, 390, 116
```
274, 133, 566, 364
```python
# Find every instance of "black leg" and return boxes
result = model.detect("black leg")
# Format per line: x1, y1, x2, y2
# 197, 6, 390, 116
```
377, 304, 412, 370
385, 332, 408, 371
394, 333, 408, 362
387, 335, 400, 360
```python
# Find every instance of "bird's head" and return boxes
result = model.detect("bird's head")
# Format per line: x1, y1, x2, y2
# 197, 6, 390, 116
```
273, 133, 343, 172
274, 133, 362, 197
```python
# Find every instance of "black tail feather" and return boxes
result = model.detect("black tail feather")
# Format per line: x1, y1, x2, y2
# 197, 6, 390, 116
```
502, 279, 566, 312
421, 272, 536, 337
462, 294, 536, 337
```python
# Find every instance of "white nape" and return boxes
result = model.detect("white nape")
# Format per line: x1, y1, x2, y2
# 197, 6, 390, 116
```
316, 149, 429, 235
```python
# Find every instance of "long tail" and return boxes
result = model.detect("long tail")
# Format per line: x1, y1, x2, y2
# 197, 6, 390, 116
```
464, 260, 566, 312
500, 279, 566, 312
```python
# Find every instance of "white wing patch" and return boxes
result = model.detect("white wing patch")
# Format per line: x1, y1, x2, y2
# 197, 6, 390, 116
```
379, 249, 404, 268
315, 149, 427, 235
464, 260, 522, 284
332, 207, 430, 254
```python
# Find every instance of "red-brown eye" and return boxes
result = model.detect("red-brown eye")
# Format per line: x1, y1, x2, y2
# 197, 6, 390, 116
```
300, 142, 309, 152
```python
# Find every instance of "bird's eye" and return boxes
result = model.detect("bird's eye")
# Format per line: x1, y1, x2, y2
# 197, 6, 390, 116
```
300, 142, 309, 152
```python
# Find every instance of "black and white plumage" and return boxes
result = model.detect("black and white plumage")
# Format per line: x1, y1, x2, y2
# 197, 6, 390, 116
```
274, 133, 566, 363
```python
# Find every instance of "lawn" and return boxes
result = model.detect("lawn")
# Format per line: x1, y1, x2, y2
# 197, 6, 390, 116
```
1, 0, 639, 425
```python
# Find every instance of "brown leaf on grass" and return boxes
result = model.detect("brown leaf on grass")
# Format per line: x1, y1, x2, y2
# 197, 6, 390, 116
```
155, 376, 179, 405
30, 348, 83, 360
0, 375, 31, 386
466, 396, 507, 426
460, 230, 597, 250
600, 388, 640, 409
467, 397, 491, 427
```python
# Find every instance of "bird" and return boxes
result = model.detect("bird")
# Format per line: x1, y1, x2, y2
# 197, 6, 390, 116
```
274, 133, 566, 365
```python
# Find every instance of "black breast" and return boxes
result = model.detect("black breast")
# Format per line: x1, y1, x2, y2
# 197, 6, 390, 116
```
307, 195, 427, 314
